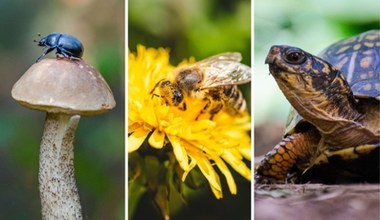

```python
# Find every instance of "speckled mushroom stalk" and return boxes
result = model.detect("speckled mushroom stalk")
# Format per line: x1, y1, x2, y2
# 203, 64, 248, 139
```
39, 113, 82, 219
11, 59, 115, 220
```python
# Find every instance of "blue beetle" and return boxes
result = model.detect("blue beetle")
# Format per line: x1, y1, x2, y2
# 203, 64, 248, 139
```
35, 33, 84, 62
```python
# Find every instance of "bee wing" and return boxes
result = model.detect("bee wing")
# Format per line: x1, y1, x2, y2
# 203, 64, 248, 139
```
196, 53, 251, 88
198, 52, 243, 63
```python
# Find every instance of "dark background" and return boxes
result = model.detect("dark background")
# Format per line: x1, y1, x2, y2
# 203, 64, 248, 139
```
0, 0, 124, 219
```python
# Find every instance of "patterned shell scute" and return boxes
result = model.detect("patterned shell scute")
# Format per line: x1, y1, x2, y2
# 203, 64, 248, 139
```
318, 30, 380, 100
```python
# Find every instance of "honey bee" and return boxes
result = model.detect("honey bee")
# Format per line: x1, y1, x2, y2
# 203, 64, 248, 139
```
150, 52, 251, 118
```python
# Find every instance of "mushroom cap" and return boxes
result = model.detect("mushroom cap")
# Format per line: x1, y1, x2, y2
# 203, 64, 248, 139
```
11, 58, 116, 116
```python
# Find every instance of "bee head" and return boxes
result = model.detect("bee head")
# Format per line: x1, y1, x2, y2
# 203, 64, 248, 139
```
158, 80, 184, 107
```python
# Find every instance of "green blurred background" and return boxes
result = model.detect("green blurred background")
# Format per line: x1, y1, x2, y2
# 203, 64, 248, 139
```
254, 0, 380, 156
0, 0, 124, 219
129, 0, 251, 219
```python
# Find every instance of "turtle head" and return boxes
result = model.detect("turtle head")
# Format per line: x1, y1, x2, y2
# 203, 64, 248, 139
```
265, 45, 346, 91
265, 45, 360, 126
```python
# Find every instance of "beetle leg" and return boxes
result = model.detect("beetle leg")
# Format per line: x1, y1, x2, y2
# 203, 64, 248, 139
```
36, 47, 54, 62
55, 49, 81, 61
56, 49, 70, 59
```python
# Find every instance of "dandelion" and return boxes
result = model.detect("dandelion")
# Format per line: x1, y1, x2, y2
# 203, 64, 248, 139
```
128, 45, 251, 205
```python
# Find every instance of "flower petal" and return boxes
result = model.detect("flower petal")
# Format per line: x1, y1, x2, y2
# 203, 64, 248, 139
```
128, 127, 150, 153
167, 135, 189, 171
148, 129, 165, 149
140, 100, 158, 126
212, 156, 237, 195
189, 151, 222, 193
239, 145, 252, 160
197, 159, 222, 198
210, 185, 223, 199
181, 154, 197, 181
222, 150, 251, 181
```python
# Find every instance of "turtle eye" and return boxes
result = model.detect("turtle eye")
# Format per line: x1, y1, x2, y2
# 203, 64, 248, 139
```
284, 48, 306, 64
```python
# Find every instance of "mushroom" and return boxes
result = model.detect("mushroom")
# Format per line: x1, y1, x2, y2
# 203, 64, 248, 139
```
11, 58, 116, 219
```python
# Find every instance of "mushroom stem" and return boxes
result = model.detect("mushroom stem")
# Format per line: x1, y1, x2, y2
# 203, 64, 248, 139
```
39, 113, 82, 220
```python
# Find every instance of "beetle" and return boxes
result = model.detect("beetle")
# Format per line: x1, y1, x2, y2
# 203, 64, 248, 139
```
35, 33, 84, 62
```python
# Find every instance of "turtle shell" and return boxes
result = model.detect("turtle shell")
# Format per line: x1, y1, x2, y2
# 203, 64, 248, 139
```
285, 30, 380, 135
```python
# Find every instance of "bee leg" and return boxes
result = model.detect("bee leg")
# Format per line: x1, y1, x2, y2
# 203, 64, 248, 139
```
209, 103, 223, 120
179, 102, 187, 111
195, 98, 211, 120
149, 79, 165, 95
196, 98, 223, 120
149, 79, 170, 102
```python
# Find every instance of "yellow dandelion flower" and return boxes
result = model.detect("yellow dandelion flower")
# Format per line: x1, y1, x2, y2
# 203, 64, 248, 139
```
128, 45, 251, 199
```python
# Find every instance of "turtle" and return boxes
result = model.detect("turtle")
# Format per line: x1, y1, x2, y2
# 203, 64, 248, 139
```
255, 30, 380, 184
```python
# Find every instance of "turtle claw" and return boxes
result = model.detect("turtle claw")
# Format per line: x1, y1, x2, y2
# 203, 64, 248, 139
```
254, 173, 284, 184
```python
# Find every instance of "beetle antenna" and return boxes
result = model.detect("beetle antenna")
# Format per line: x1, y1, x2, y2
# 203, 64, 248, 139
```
33, 33, 42, 43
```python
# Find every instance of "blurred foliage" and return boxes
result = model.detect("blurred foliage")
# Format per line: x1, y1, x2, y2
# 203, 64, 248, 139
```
129, 0, 251, 219
0, 0, 124, 219
254, 0, 380, 155
129, 0, 251, 64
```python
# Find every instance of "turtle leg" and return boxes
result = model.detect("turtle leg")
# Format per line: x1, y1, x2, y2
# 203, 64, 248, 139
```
255, 129, 320, 183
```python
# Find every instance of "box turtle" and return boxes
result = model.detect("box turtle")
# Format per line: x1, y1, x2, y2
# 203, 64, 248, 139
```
255, 30, 380, 183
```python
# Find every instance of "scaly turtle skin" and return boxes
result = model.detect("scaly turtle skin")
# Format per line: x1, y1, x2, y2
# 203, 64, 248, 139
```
255, 30, 380, 183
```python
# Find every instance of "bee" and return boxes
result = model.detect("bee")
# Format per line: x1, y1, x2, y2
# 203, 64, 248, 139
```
150, 52, 251, 118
